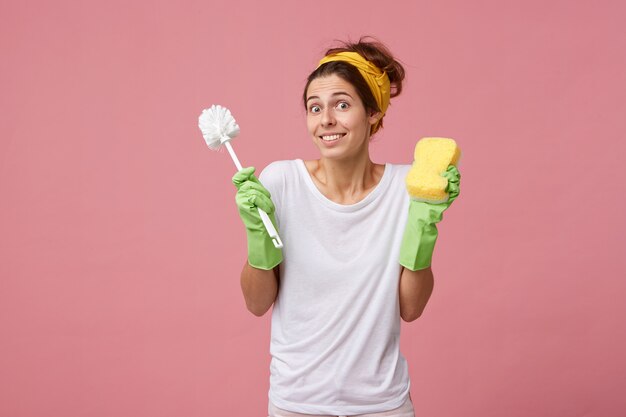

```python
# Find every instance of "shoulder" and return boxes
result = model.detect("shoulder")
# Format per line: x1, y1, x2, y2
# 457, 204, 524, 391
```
258, 160, 302, 195
382, 163, 411, 199
259, 160, 298, 182
386, 163, 411, 181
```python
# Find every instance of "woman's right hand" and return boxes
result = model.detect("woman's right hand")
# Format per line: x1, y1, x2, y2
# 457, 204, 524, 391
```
232, 167, 283, 270
233, 167, 276, 230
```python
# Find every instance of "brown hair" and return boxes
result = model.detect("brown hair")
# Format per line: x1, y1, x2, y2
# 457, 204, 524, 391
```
303, 36, 406, 134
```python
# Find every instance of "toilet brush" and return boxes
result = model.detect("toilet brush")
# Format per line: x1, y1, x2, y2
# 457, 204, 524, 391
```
198, 104, 283, 249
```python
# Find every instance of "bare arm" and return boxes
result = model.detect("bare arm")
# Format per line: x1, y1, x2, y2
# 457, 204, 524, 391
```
399, 266, 434, 322
240, 261, 279, 317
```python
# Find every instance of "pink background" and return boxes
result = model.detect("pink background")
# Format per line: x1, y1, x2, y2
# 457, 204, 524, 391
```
1, 1, 625, 416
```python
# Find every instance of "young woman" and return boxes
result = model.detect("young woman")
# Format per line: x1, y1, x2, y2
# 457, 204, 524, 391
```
232, 38, 461, 417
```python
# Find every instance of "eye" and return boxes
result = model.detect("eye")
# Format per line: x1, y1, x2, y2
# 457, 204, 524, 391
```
337, 101, 350, 110
309, 105, 321, 114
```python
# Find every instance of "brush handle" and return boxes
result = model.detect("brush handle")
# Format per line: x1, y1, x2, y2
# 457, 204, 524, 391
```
258, 208, 284, 249
224, 140, 284, 249
224, 140, 243, 171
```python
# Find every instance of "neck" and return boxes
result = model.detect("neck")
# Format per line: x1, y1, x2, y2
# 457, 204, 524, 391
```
308, 150, 383, 205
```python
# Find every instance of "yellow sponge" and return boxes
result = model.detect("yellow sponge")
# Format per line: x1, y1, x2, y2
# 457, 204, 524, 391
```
406, 137, 461, 203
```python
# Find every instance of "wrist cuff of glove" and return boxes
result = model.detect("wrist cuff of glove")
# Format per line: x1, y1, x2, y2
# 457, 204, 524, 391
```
246, 230, 283, 270
398, 222, 438, 271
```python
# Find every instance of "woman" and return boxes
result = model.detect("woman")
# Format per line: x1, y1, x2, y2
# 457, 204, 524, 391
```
232, 38, 460, 417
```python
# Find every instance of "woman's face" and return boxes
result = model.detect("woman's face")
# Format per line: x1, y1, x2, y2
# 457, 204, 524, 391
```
305, 74, 380, 161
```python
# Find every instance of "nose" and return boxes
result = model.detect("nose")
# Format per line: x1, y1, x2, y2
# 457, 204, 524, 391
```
320, 107, 336, 127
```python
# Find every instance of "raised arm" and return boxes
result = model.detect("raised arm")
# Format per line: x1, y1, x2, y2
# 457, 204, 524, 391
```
397, 164, 460, 322
232, 167, 283, 316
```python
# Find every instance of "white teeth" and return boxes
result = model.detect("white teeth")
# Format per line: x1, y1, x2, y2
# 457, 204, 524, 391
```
321, 134, 343, 141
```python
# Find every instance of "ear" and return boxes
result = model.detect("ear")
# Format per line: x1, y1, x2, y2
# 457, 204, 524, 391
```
368, 111, 382, 126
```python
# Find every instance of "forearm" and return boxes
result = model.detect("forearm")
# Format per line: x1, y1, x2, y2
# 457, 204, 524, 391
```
240, 261, 279, 317
399, 266, 434, 322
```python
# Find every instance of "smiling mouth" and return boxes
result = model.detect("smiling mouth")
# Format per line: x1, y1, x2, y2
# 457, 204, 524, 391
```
319, 133, 346, 142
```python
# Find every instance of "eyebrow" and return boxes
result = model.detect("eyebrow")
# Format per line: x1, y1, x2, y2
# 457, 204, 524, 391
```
306, 92, 354, 103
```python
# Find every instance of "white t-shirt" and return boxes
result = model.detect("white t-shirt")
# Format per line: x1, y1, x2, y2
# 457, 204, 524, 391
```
259, 159, 412, 416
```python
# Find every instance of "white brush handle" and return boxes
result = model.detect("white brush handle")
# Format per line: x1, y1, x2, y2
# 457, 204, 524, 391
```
224, 140, 284, 249
258, 208, 283, 248
223, 140, 243, 171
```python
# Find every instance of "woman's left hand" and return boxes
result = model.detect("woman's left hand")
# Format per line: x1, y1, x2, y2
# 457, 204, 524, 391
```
398, 165, 461, 271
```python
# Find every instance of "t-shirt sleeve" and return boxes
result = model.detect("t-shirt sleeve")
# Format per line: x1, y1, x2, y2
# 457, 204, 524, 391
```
258, 161, 287, 221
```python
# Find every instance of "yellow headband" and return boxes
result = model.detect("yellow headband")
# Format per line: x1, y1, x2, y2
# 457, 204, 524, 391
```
317, 51, 390, 132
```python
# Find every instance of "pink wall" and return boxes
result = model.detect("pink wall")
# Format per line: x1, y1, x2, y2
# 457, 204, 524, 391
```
2, 1, 625, 416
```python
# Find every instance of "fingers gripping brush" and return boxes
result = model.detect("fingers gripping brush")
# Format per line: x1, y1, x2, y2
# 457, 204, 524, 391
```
198, 105, 283, 249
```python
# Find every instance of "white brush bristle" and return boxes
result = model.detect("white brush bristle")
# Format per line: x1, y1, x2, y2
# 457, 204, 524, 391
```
198, 104, 240, 150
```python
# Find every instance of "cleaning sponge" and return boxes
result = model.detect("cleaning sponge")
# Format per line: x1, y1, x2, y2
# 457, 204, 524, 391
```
406, 137, 461, 204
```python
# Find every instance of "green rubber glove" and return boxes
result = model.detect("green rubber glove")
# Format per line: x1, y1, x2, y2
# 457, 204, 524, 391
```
232, 167, 283, 270
399, 165, 461, 271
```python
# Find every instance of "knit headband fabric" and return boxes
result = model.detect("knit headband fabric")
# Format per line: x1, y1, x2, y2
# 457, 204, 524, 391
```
317, 51, 391, 133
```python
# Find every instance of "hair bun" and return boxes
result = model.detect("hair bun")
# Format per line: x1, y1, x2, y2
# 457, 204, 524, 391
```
326, 36, 405, 98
